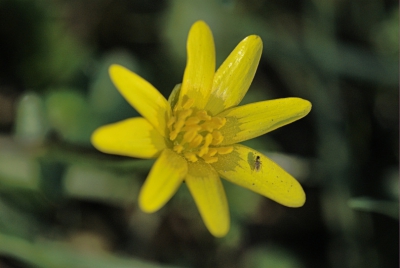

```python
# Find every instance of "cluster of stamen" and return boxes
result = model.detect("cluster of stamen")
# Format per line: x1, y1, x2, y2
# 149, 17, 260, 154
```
167, 98, 233, 163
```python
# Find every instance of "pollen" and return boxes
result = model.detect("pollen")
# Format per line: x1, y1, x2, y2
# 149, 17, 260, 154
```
168, 98, 233, 163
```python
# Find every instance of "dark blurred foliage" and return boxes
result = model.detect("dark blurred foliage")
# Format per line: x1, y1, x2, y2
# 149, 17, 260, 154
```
0, 0, 398, 267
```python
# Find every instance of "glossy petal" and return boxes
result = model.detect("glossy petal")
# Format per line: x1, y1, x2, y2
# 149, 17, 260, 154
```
139, 149, 187, 212
212, 144, 305, 207
91, 117, 166, 158
179, 21, 215, 110
218, 98, 312, 145
185, 161, 230, 237
205, 35, 263, 115
109, 64, 171, 137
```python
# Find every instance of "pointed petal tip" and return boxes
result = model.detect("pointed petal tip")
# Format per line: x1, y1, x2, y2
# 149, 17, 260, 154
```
108, 63, 122, 75
138, 197, 161, 214
108, 64, 126, 84
185, 162, 230, 238
189, 20, 213, 41
181, 19, 215, 109
189, 20, 212, 37
295, 98, 312, 115
245, 35, 263, 48
90, 125, 115, 153
138, 195, 158, 213
192, 20, 209, 28
90, 128, 102, 148
109, 63, 119, 69
305, 99, 312, 110
269, 178, 306, 208
108, 64, 135, 82
240, 35, 263, 56
209, 222, 230, 238
287, 189, 306, 208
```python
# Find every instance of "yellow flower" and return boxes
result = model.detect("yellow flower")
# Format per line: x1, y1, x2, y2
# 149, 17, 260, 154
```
91, 21, 311, 237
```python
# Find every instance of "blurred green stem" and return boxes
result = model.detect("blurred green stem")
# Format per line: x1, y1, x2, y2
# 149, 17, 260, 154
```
0, 232, 177, 268
44, 143, 154, 171
348, 197, 399, 219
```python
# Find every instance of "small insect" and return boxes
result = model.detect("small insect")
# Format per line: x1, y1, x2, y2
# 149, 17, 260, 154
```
254, 155, 262, 172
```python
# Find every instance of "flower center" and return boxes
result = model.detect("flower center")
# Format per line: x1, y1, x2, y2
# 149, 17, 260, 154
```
167, 97, 233, 163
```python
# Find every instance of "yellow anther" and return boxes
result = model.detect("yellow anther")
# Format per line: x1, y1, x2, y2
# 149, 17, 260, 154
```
217, 146, 233, 154
198, 146, 208, 157
198, 133, 213, 157
200, 122, 213, 132
210, 117, 219, 126
204, 133, 213, 146
173, 120, 185, 133
208, 148, 218, 156
213, 136, 223, 145
182, 125, 201, 132
184, 152, 198, 162
196, 110, 211, 121
173, 144, 184, 154
185, 116, 201, 126
182, 98, 194, 109
167, 116, 176, 128
213, 117, 226, 129
183, 130, 197, 143
178, 109, 192, 120
189, 134, 203, 148
211, 131, 224, 145
169, 130, 178, 141
202, 155, 218, 164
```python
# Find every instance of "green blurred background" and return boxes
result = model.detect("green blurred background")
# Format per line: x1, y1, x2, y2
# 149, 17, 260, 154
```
0, 0, 398, 267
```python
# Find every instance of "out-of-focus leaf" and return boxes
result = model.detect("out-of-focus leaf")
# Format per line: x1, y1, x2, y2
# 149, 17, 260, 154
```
63, 164, 139, 205
0, 149, 40, 191
370, 8, 399, 58
382, 167, 399, 200
0, 232, 182, 268
348, 197, 399, 220
14, 92, 49, 145
240, 245, 304, 268
0, 198, 40, 238
223, 180, 261, 221
45, 89, 99, 145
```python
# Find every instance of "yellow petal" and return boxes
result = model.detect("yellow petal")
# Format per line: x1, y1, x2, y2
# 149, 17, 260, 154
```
91, 117, 166, 158
139, 149, 187, 213
205, 35, 263, 115
211, 144, 305, 207
179, 21, 215, 110
109, 64, 171, 137
185, 161, 230, 237
218, 98, 312, 145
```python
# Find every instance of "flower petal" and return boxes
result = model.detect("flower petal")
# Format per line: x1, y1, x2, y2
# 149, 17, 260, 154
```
109, 64, 171, 137
91, 117, 166, 158
211, 144, 305, 207
139, 149, 187, 213
185, 161, 230, 237
218, 98, 312, 145
205, 35, 263, 115
179, 21, 215, 110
